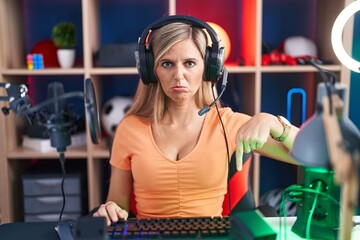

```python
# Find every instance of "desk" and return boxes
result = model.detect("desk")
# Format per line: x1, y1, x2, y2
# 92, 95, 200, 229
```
0, 217, 360, 239
265, 216, 360, 240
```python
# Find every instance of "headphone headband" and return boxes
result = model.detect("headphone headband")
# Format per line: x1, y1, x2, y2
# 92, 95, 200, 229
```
137, 15, 221, 50
135, 15, 225, 85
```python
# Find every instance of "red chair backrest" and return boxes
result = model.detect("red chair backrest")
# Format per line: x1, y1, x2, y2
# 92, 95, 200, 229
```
222, 152, 255, 215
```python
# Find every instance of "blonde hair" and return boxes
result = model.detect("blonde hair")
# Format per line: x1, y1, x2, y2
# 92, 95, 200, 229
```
126, 22, 218, 123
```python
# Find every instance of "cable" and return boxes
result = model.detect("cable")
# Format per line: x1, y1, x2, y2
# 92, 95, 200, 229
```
306, 60, 336, 115
211, 85, 232, 217
278, 183, 342, 240
279, 187, 299, 240
58, 151, 67, 222
279, 185, 304, 240
306, 181, 322, 239
283, 187, 340, 205
279, 192, 287, 240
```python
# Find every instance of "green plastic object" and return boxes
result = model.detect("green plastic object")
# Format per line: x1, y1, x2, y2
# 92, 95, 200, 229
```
292, 167, 340, 240
230, 210, 277, 240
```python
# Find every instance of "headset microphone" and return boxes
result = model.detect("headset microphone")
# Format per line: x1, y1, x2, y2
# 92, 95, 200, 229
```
198, 68, 228, 116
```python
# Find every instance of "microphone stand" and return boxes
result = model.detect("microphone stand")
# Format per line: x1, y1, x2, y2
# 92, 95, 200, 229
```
1, 79, 101, 223
322, 93, 359, 240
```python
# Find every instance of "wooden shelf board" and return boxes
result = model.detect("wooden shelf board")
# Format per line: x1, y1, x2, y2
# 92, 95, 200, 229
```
226, 66, 256, 73
1, 65, 341, 76
2, 68, 85, 75
90, 67, 138, 75
91, 66, 259, 75
7, 146, 88, 159
260, 64, 342, 73
90, 140, 111, 158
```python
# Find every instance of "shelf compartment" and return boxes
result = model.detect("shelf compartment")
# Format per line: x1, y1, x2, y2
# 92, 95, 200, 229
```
262, 0, 344, 66
89, 0, 170, 69
261, 72, 322, 125
176, 0, 254, 66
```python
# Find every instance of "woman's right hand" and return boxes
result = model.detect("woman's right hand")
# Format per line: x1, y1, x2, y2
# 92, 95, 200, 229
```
92, 201, 129, 226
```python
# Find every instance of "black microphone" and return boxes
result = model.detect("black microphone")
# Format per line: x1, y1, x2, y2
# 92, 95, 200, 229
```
1, 79, 102, 151
44, 82, 74, 153
1, 79, 102, 223
198, 68, 228, 116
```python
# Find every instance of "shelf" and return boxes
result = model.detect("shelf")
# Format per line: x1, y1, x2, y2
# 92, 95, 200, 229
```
7, 146, 88, 159
1, 65, 342, 76
89, 66, 258, 75
90, 67, 138, 75
6, 141, 112, 160
2, 68, 85, 76
260, 64, 342, 73
225, 66, 257, 73
90, 141, 111, 158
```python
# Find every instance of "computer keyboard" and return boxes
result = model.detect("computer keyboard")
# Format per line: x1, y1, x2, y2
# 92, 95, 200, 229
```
107, 216, 230, 239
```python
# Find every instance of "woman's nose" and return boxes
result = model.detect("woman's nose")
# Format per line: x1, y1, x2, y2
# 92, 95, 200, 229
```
173, 64, 184, 80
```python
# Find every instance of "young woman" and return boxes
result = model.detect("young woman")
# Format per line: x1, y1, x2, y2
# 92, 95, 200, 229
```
93, 16, 299, 226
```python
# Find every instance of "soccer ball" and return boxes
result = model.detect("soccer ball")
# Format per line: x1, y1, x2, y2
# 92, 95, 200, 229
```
101, 96, 132, 136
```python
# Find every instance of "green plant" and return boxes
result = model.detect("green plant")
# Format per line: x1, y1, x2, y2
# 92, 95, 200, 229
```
52, 22, 76, 49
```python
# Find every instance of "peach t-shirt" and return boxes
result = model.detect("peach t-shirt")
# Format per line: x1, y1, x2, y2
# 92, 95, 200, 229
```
110, 107, 249, 218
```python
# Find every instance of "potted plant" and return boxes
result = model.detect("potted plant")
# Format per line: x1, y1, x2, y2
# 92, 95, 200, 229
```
52, 22, 76, 68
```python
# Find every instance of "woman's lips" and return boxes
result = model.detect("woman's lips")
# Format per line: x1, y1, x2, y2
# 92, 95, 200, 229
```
172, 86, 188, 93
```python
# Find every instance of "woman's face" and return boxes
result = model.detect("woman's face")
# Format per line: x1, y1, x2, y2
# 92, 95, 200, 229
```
155, 38, 204, 105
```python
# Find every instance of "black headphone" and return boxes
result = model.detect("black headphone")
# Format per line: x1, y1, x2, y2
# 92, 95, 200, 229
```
135, 15, 225, 85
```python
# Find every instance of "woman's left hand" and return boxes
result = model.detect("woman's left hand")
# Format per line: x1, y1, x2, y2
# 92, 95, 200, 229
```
235, 113, 275, 171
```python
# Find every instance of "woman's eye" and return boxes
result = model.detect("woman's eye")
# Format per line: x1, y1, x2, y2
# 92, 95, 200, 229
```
185, 61, 195, 67
161, 62, 172, 68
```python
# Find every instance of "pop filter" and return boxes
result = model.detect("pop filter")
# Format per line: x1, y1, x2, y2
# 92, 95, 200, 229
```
84, 78, 101, 144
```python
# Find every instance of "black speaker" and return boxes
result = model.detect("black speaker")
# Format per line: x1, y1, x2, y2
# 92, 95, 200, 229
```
292, 167, 340, 240
135, 15, 225, 85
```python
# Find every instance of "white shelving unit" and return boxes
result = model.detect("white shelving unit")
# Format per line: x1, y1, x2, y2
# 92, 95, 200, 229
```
0, 0, 353, 223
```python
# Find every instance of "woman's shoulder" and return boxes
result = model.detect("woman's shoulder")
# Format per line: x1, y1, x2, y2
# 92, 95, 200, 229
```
114, 115, 150, 139
210, 107, 250, 121
207, 107, 251, 138
121, 114, 149, 124
118, 114, 150, 129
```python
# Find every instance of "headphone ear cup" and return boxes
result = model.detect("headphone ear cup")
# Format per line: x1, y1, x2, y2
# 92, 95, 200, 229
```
145, 49, 157, 84
135, 48, 150, 85
136, 46, 156, 85
204, 47, 211, 82
205, 46, 225, 84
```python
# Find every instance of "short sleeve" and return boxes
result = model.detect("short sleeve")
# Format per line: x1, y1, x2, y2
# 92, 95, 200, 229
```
217, 108, 250, 151
109, 117, 132, 170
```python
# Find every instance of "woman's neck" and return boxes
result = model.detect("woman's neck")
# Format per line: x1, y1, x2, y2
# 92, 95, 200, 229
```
162, 101, 203, 126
